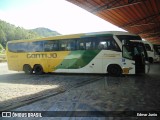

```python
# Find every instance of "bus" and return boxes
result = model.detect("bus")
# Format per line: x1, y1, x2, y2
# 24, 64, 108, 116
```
153, 44, 160, 62
143, 41, 155, 63
6, 31, 149, 76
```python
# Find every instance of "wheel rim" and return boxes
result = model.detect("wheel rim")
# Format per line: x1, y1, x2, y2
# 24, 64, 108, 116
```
24, 65, 32, 74
108, 65, 122, 76
34, 65, 43, 74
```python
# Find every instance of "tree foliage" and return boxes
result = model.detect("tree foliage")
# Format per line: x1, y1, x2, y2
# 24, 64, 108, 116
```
0, 43, 4, 51
0, 20, 40, 47
0, 20, 60, 48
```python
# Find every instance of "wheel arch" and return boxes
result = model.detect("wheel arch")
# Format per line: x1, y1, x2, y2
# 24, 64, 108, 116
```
106, 63, 123, 76
105, 63, 122, 73
23, 64, 33, 74
148, 57, 153, 63
33, 64, 44, 75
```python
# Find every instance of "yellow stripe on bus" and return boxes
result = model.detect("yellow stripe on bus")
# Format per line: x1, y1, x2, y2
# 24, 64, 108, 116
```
7, 51, 70, 72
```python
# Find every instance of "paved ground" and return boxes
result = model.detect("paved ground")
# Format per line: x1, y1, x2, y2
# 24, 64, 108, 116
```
0, 63, 160, 120
0, 63, 102, 111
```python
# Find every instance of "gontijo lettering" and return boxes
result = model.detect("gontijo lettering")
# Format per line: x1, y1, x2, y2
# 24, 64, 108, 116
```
27, 53, 57, 58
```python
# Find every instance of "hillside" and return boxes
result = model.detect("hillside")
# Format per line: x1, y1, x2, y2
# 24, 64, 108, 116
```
31, 27, 60, 37
0, 20, 39, 47
0, 20, 60, 48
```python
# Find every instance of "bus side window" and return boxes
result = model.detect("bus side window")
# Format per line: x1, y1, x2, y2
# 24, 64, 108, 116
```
106, 41, 112, 50
18, 42, 28, 52
86, 41, 92, 50
8, 42, 28, 52
77, 37, 97, 50
44, 41, 59, 51
76, 38, 85, 50
59, 40, 68, 51
76, 41, 85, 50
64, 40, 76, 51
69, 40, 76, 50
52, 42, 59, 51
98, 41, 106, 50
106, 37, 120, 51
66, 41, 71, 51
92, 41, 96, 50
44, 42, 51, 51
8, 43, 19, 52
28, 41, 43, 52
145, 44, 151, 51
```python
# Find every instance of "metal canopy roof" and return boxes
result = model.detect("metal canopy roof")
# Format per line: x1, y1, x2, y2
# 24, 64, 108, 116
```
67, 0, 160, 44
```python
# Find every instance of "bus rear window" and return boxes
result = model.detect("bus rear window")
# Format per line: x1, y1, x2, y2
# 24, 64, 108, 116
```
8, 41, 43, 52
8, 42, 28, 52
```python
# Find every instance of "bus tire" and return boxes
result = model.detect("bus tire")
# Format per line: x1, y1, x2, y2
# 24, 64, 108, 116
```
34, 64, 44, 75
23, 64, 33, 74
148, 57, 153, 63
107, 64, 122, 76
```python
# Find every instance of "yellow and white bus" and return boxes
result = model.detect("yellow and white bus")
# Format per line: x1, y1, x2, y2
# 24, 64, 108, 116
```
6, 31, 149, 76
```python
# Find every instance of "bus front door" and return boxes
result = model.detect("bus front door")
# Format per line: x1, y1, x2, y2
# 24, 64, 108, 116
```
133, 44, 146, 74
134, 53, 145, 74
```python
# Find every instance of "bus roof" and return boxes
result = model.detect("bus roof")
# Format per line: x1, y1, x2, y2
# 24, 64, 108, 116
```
7, 31, 139, 43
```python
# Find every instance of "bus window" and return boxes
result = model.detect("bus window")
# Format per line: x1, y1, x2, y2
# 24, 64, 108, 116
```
28, 41, 43, 52
116, 35, 142, 42
98, 36, 120, 51
123, 43, 148, 61
85, 37, 97, 50
122, 45, 133, 60
44, 40, 59, 51
59, 40, 76, 51
86, 41, 92, 50
18, 43, 28, 52
77, 39, 85, 50
59, 40, 67, 51
77, 38, 95, 50
153, 45, 160, 55
145, 44, 151, 51
79, 43, 85, 50
66, 40, 76, 50
8, 42, 28, 52
8, 43, 18, 52
98, 41, 106, 50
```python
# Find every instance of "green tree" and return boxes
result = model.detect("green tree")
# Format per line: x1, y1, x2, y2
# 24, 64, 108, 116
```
0, 19, 59, 48
0, 29, 7, 47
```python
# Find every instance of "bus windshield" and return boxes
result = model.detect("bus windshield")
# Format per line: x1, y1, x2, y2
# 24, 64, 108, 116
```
153, 45, 160, 55
116, 35, 142, 42
144, 44, 152, 51
123, 42, 148, 61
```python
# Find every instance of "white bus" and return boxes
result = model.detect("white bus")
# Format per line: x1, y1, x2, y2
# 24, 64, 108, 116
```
143, 41, 155, 63
153, 44, 160, 62
6, 31, 149, 76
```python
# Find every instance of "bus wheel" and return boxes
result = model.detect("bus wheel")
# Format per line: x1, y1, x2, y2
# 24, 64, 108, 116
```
107, 64, 122, 76
34, 65, 44, 75
23, 64, 33, 74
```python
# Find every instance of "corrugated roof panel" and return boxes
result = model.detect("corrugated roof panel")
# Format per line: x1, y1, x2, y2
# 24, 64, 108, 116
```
68, 0, 160, 44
